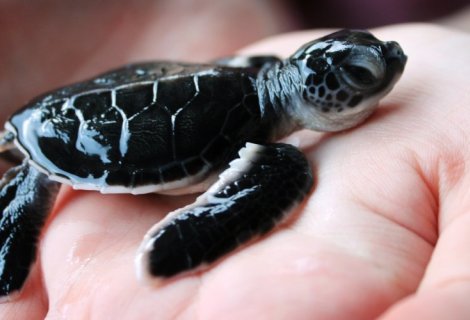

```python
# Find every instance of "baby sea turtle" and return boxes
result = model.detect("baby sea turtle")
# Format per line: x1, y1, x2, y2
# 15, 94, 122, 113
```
0, 29, 406, 297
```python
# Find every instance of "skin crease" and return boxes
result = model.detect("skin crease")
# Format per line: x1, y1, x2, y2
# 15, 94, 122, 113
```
0, 22, 470, 320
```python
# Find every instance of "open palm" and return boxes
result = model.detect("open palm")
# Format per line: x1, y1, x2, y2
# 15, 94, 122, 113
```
1, 24, 470, 320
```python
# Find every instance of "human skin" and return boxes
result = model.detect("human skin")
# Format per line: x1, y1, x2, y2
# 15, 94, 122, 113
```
0, 24, 470, 319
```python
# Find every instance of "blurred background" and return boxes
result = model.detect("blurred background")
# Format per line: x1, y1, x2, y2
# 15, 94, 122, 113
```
1, 0, 469, 124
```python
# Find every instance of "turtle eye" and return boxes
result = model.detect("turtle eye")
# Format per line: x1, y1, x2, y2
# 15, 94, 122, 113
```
341, 65, 377, 87
339, 52, 385, 90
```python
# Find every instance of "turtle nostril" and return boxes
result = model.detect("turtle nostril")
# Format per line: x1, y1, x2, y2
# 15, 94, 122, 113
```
385, 41, 407, 65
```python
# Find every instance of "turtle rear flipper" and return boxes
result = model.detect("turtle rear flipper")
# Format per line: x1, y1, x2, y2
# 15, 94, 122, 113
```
0, 131, 15, 153
0, 131, 23, 165
0, 163, 59, 298
136, 142, 313, 282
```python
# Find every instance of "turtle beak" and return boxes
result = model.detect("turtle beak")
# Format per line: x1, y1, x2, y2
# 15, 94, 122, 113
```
383, 41, 407, 73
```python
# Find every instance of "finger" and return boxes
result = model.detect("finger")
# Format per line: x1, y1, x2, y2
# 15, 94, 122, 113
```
40, 188, 203, 318
379, 213, 470, 319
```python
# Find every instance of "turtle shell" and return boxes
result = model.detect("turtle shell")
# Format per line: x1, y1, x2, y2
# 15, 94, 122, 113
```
7, 62, 264, 193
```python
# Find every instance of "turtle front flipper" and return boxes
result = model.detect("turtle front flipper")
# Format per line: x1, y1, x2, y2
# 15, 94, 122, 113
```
136, 143, 313, 283
0, 163, 59, 298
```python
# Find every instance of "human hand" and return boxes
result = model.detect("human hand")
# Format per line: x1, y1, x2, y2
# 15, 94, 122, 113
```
1, 23, 470, 320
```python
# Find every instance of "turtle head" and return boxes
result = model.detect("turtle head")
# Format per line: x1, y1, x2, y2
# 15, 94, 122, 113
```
288, 29, 407, 132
